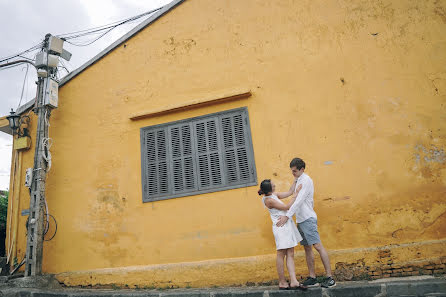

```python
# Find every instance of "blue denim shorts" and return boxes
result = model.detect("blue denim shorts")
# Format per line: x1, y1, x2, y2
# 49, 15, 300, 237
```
297, 217, 321, 246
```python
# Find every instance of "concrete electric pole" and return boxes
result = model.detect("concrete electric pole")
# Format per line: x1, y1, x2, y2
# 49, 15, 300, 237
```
24, 34, 71, 276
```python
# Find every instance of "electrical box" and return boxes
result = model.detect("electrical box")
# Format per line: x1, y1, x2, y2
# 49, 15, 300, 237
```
61, 49, 72, 61
35, 52, 59, 68
25, 168, 33, 188
44, 78, 58, 108
48, 36, 64, 55
37, 69, 48, 78
13, 136, 31, 151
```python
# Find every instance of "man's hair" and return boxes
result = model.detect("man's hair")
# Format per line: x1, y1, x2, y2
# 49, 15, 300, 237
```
290, 158, 306, 170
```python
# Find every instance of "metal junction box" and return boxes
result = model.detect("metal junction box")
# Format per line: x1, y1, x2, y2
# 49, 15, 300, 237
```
14, 136, 31, 150
48, 36, 64, 54
35, 52, 59, 68
44, 78, 59, 108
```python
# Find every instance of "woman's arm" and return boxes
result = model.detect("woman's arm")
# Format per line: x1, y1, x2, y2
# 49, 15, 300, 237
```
265, 185, 302, 210
275, 180, 297, 199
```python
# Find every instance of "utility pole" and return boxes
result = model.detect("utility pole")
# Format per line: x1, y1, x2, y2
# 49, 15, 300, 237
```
24, 64, 47, 276
24, 34, 71, 276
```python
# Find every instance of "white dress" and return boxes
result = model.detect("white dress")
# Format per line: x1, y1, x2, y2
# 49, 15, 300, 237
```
263, 194, 303, 250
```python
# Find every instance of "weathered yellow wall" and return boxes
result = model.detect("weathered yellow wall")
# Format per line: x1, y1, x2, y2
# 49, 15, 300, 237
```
8, 0, 446, 287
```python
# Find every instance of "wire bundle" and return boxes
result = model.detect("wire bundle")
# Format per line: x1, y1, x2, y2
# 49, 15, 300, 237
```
56, 6, 164, 46
0, 4, 166, 64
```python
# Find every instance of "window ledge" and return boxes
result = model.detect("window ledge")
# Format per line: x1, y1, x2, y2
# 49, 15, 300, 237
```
129, 89, 251, 121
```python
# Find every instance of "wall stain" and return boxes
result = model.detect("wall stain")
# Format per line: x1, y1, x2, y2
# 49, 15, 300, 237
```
434, 1, 446, 23
163, 37, 197, 56
77, 185, 138, 266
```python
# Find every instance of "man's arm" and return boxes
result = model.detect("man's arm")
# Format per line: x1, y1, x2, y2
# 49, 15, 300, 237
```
275, 180, 297, 199
276, 180, 309, 227
285, 180, 308, 218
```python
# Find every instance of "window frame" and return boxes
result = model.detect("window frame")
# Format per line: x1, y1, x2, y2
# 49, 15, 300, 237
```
140, 107, 257, 203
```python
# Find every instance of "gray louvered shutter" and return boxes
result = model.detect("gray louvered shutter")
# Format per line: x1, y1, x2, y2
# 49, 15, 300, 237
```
169, 123, 198, 194
220, 110, 255, 185
141, 107, 257, 202
194, 117, 224, 190
143, 128, 170, 200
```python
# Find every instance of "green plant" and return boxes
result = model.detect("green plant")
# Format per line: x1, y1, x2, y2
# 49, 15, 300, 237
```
0, 191, 8, 229
111, 284, 120, 290
355, 273, 372, 281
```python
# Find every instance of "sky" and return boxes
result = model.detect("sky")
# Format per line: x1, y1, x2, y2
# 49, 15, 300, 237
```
0, 0, 173, 190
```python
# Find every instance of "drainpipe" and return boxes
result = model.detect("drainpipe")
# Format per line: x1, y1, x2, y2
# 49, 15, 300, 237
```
6, 148, 17, 264
11, 150, 22, 265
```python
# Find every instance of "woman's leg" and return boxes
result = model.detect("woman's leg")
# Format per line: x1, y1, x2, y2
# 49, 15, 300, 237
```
276, 249, 288, 287
286, 248, 300, 287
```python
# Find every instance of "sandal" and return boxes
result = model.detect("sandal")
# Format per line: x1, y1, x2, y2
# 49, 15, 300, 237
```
279, 286, 290, 290
279, 281, 290, 290
289, 284, 308, 291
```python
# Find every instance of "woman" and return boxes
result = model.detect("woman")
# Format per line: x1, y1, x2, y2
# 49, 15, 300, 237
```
259, 179, 307, 290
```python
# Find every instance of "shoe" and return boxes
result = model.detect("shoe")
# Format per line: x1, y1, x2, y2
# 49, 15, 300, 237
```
320, 276, 336, 288
289, 284, 308, 291
302, 277, 319, 287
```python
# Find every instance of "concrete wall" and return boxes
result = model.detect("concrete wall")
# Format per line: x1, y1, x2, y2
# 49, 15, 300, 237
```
7, 0, 446, 288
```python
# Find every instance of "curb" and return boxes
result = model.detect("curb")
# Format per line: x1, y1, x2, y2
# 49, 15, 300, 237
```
0, 277, 445, 297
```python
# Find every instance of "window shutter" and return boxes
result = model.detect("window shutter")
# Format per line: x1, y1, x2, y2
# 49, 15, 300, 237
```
144, 128, 169, 200
194, 117, 224, 190
141, 107, 257, 202
220, 111, 253, 184
169, 123, 198, 194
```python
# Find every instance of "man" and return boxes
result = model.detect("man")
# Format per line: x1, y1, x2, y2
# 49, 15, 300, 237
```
276, 158, 336, 288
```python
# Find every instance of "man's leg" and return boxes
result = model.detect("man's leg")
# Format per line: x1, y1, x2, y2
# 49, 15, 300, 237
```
313, 243, 332, 277
313, 242, 336, 287
298, 219, 319, 287
303, 245, 316, 278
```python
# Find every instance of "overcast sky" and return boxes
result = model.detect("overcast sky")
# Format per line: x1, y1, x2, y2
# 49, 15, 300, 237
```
0, 0, 173, 190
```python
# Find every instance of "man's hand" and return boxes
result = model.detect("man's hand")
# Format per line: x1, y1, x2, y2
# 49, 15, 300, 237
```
276, 215, 289, 227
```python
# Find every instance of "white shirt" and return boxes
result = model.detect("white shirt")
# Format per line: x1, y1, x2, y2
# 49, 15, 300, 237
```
285, 172, 317, 223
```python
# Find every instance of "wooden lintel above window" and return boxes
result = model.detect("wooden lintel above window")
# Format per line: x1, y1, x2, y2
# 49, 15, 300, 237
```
129, 89, 251, 121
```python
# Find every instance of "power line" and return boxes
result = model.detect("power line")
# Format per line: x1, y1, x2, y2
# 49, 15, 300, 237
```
17, 64, 30, 110
59, 5, 165, 46
0, 60, 36, 70
0, 42, 43, 64
64, 26, 117, 47
58, 6, 163, 40
56, 14, 138, 37
0, 4, 167, 64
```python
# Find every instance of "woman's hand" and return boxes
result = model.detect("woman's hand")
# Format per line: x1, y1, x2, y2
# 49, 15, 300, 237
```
292, 184, 302, 199
275, 180, 299, 199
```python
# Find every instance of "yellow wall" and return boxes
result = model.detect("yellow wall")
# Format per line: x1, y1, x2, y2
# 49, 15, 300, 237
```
7, 0, 446, 287
5, 112, 38, 268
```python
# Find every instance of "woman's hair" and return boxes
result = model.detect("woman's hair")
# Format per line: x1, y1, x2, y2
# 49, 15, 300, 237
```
258, 179, 273, 195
